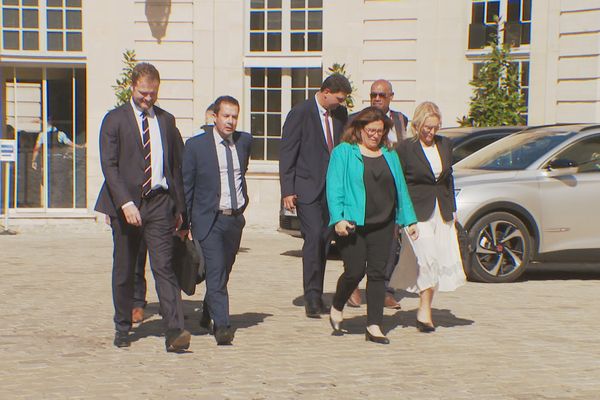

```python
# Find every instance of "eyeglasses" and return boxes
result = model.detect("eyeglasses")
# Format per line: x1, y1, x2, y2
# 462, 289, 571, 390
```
422, 125, 441, 133
364, 127, 385, 135
369, 92, 391, 99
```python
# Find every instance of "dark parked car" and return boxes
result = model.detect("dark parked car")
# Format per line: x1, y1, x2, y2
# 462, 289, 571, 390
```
437, 126, 524, 163
279, 125, 525, 236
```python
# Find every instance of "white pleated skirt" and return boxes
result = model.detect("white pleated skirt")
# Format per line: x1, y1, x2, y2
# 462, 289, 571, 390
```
390, 202, 466, 293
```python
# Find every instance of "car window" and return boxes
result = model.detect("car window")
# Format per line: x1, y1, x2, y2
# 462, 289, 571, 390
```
456, 130, 576, 170
548, 134, 600, 173
452, 134, 505, 163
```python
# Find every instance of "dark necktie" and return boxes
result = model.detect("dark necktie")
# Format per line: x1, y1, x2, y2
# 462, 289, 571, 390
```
324, 111, 334, 153
222, 139, 238, 210
141, 111, 152, 196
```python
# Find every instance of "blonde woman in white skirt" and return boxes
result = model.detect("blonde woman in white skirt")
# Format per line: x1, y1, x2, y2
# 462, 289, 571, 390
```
390, 101, 466, 332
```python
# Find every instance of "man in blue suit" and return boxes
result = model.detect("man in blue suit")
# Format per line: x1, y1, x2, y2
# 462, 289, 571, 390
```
279, 74, 352, 318
182, 96, 252, 345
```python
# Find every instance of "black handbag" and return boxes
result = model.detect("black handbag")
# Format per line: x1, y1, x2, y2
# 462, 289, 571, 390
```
172, 237, 205, 296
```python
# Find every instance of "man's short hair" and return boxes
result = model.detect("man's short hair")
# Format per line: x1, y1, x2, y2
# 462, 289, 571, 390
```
321, 73, 352, 94
206, 103, 216, 113
213, 96, 240, 114
131, 63, 160, 85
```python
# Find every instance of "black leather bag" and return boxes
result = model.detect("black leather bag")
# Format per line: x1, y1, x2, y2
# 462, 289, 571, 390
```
172, 237, 205, 296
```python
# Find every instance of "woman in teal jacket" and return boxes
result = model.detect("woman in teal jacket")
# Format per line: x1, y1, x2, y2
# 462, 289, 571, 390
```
327, 107, 419, 344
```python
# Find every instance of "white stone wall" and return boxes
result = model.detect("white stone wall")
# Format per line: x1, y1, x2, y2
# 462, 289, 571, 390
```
77, 0, 600, 221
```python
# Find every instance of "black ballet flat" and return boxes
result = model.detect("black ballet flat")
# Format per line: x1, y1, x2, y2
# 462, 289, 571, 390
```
416, 319, 436, 333
365, 329, 390, 344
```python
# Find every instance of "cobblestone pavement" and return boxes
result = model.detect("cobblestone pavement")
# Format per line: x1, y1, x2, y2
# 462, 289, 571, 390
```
1, 223, 599, 399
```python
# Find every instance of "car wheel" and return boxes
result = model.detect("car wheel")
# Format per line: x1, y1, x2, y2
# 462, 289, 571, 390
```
467, 212, 532, 283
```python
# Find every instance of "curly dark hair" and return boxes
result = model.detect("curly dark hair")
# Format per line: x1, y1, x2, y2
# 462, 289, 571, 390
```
341, 107, 393, 149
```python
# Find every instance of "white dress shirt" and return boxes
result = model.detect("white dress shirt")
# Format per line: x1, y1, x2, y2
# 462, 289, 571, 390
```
131, 98, 167, 190
386, 110, 398, 144
213, 128, 245, 210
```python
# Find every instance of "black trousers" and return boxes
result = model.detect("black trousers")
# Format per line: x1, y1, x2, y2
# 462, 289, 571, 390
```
296, 192, 333, 303
332, 219, 395, 326
110, 193, 184, 333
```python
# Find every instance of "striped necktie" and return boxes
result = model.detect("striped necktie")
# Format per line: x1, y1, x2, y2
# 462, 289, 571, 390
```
141, 111, 152, 196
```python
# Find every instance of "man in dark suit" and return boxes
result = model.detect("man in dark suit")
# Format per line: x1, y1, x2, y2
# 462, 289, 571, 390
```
95, 63, 191, 351
279, 74, 352, 318
346, 79, 409, 309
183, 96, 252, 345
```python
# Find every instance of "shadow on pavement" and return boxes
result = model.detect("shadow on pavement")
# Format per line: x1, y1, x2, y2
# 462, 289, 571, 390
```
130, 300, 273, 341
280, 247, 341, 260
291, 289, 419, 308
339, 309, 474, 335
520, 263, 600, 282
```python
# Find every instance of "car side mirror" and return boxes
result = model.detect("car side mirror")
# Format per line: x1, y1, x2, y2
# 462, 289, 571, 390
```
545, 158, 578, 176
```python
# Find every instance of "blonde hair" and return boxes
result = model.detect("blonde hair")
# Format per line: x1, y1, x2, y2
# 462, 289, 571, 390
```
408, 101, 442, 139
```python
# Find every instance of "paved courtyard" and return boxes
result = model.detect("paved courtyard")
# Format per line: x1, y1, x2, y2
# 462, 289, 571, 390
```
1, 222, 599, 399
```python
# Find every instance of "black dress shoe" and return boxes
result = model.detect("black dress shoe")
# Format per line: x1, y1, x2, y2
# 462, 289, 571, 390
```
214, 326, 235, 345
318, 300, 330, 314
113, 331, 130, 348
305, 301, 321, 318
165, 329, 191, 352
200, 315, 214, 334
365, 329, 390, 344
416, 319, 436, 333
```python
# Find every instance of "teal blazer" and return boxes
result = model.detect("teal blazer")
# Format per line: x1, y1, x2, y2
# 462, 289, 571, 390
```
326, 142, 417, 227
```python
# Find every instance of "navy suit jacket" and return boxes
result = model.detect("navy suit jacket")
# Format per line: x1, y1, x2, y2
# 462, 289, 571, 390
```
182, 126, 252, 241
94, 102, 186, 220
279, 97, 348, 204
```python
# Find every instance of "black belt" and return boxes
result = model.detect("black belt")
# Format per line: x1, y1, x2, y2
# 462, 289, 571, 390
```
143, 187, 168, 199
217, 208, 243, 216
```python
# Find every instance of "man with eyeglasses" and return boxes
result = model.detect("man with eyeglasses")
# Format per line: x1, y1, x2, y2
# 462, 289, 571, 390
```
368, 79, 408, 144
346, 79, 408, 309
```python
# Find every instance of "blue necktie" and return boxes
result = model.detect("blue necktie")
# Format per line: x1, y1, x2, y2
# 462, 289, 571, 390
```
222, 140, 238, 210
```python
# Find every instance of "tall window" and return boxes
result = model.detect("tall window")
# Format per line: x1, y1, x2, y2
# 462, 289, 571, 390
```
1, 0, 40, 50
249, 67, 322, 161
468, 0, 531, 49
249, 0, 282, 52
46, 0, 82, 51
1, 0, 82, 52
290, 0, 322, 52
246, 1, 324, 162
249, 0, 322, 53
3, 66, 87, 209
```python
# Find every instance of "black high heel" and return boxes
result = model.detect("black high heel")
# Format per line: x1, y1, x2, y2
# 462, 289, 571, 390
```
329, 316, 342, 333
365, 329, 390, 344
416, 319, 435, 333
